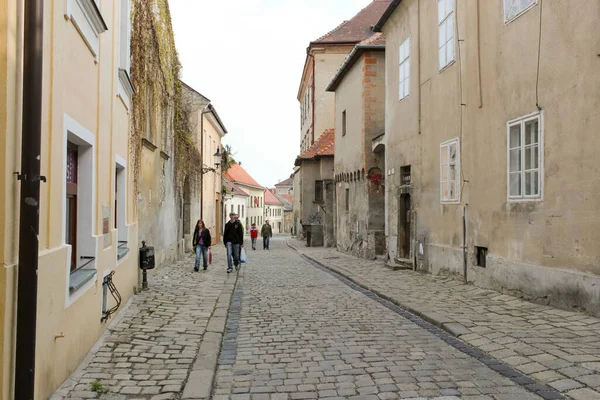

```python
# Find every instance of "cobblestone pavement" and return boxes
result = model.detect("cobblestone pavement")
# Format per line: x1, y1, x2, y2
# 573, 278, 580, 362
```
288, 239, 600, 400
213, 237, 550, 400
52, 244, 237, 400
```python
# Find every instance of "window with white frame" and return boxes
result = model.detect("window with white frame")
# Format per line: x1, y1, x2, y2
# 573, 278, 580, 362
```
438, 0, 455, 70
504, 0, 536, 23
399, 37, 410, 100
64, 115, 97, 295
440, 138, 460, 203
65, 0, 107, 58
507, 113, 542, 200
115, 156, 129, 261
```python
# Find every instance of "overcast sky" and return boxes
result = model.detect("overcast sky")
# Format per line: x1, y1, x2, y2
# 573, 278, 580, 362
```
170, 0, 373, 188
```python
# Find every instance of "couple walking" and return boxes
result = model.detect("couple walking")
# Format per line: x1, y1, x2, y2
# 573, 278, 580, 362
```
249, 220, 273, 250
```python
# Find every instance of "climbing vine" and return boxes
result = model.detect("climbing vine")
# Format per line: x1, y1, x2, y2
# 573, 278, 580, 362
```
130, 0, 203, 205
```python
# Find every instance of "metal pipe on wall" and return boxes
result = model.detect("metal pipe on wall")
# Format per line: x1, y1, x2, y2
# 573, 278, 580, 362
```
15, 0, 44, 397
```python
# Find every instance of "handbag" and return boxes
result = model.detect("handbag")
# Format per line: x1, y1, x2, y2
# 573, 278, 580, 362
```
240, 247, 247, 263
208, 247, 212, 264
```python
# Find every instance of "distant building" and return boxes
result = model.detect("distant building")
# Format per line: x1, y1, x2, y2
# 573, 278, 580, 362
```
224, 163, 265, 233
223, 179, 250, 234
274, 176, 294, 195
264, 190, 284, 233
327, 33, 386, 260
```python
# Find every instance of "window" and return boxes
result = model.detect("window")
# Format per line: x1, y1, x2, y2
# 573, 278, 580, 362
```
65, 0, 108, 58
507, 113, 542, 200
242, 205, 244, 218
504, 0, 536, 23
115, 156, 129, 261
475, 246, 488, 268
66, 143, 78, 271
315, 180, 323, 202
440, 138, 460, 203
64, 115, 97, 299
237, 205, 240, 216
345, 189, 350, 212
231, 204, 234, 214
399, 37, 410, 100
342, 110, 347, 136
117, 0, 134, 109
438, 0, 455, 70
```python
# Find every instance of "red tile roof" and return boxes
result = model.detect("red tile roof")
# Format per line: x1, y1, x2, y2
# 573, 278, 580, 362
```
296, 129, 335, 165
275, 177, 294, 187
223, 163, 262, 188
312, 0, 393, 44
280, 194, 293, 203
360, 32, 386, 46
264, 189, 283, 205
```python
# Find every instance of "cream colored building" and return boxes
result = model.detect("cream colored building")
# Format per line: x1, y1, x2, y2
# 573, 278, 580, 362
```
264, 190, 284, 234
0, 0, 138, 397
376, 0, 600, 316
223, 179, 250, 233
224, 163, 264, 235
180, 82, 227, 250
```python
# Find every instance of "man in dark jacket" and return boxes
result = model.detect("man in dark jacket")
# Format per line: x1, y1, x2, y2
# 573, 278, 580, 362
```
261, 220, 273, 250
223, 212, 243, 273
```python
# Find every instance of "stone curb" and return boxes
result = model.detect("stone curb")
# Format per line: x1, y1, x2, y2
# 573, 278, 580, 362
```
286, 241, 471, 338
181, 269, 240, 400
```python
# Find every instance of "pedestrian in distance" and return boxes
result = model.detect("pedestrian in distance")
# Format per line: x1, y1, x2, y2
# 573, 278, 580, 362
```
250, 223, 258, 250
192, 220, 211, 272
261, 220, 273, 250
223, 212, 244, 273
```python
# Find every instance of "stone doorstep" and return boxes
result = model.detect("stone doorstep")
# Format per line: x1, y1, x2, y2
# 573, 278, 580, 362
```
287, 241, 471, 339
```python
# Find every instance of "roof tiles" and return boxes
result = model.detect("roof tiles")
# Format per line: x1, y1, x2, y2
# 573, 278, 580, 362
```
223, 163, 262, 188
312, 0, 393, 44
297, 129, 335, 163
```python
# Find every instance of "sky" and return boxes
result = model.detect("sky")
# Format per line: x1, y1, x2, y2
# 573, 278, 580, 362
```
169, 0, 373, 188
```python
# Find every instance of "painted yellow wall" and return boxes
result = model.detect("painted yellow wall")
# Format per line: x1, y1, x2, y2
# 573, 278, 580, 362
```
0, 0, 140, 397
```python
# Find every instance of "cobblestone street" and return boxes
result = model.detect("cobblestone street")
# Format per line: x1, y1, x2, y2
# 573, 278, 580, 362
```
212, 238, 554, 400
52, 244, 237, 400
52, 237, 600, 400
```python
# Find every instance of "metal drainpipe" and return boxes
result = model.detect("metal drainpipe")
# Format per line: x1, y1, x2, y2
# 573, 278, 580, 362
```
15, 0, 44, 398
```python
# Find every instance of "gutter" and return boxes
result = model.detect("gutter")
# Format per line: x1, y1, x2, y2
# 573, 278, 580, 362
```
373, 0, 402, 32
326, 44, 386, 92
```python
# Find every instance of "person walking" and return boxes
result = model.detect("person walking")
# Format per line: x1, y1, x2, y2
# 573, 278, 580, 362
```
223, 212, 244, 273
261, 220, 273, 250
192, 220, 211, 272
250, 223, 258, 250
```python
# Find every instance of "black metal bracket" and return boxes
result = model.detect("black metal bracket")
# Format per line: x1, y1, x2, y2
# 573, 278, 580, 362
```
14, 172, 46, 182
101, 271, 122, 323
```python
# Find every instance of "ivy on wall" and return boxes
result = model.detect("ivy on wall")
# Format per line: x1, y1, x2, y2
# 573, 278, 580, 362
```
130, 0, 204, 209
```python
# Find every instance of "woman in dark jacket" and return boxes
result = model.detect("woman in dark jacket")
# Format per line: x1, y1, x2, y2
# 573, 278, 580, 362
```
192, 220, 211, 271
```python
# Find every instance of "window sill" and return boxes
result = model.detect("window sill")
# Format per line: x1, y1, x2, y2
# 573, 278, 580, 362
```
69, 266, 97, 293
504, 3, 537, 25
117, 69, 135, 110
313, 200, 324, 205
160, 151, 170, 160
440, 200, 461, 205
117, 241, 130, 260
507, 197, 543, 203
65, 0, 108, 58
439, 60, 456, 74
143, 138, 157, 151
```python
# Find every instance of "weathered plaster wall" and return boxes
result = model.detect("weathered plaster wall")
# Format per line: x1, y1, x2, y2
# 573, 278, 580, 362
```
382, 0, 600, 316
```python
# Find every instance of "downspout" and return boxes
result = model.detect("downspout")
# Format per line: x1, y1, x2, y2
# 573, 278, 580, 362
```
199, 105, 211, 220
417, 0, 422, 134
15, 0, 44, 398
476, 0, 482, 108
311, 53, 316, 145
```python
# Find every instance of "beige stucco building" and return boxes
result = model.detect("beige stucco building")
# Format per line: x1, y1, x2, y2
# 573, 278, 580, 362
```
0, 0, 139, 397
180, 82, 227, 251
328, 33, 387, 260
376, 0, 600, 315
